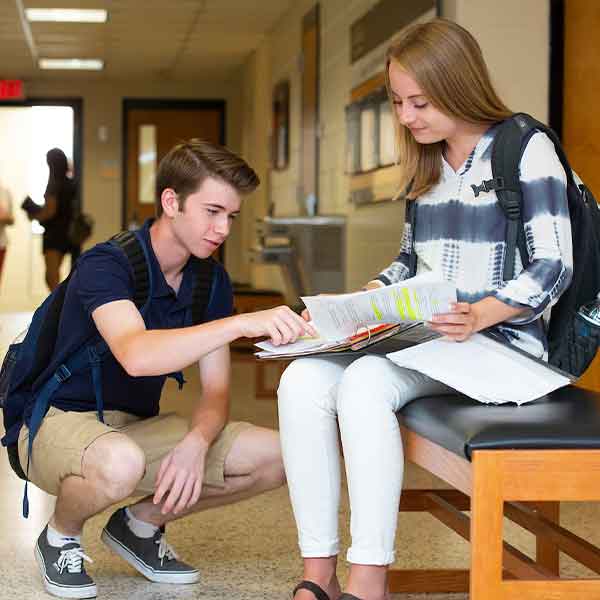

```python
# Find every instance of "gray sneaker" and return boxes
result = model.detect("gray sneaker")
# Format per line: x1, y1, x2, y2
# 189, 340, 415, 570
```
101, 508, 200, 584
35, 526, 97, 599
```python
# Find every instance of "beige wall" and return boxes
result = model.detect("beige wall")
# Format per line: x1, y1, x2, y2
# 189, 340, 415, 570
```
451, 0, 550, 123
239, 0, 551, 295
233, 43, 274, 287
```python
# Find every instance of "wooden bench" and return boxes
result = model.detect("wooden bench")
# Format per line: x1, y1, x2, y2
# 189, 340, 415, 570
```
389, 387, 600, 599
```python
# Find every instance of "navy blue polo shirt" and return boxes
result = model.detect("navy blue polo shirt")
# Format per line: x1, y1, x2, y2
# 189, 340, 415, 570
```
25, 220, 233, 422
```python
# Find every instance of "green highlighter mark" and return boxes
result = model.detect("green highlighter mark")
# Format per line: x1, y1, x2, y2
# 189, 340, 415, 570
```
370, 299, 383, 320
412, 290, 423, 319
401, 288, 417, 320
393, 291, 406, 318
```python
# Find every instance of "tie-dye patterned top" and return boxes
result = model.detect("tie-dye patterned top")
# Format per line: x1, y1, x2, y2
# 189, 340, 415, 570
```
375, 125, 573, 359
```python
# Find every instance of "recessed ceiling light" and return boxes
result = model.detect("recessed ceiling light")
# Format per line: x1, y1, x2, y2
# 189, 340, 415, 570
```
26, 9, 108, 23
38, 58, 104, 71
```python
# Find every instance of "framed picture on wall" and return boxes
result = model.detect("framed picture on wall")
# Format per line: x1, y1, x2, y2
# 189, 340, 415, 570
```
271, 80, 290, 170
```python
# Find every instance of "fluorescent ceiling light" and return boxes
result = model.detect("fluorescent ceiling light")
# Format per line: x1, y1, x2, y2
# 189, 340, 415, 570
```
25, 9, 108, 23
39, 58, 104, 70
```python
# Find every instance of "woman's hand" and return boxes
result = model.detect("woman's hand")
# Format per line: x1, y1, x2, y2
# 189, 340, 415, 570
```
427, 302, 480, 342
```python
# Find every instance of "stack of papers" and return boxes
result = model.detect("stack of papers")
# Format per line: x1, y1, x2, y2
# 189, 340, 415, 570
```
301, 273, 456, 340
255, 322, 405, 359
386, 333, 573, 405
255, 273, 456, 360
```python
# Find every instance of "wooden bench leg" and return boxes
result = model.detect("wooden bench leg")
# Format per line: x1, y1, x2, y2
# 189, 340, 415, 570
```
470, 453, 504, 600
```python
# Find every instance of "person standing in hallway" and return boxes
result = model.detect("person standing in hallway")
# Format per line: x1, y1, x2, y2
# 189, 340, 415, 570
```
26, 148, 78, 291
0, 183, 14, 284
278, 18, 572, 600
12, 139, 314, 599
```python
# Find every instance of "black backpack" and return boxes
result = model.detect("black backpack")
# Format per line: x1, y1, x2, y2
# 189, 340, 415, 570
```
0, 230, 214, 516
472, 113, 600, 376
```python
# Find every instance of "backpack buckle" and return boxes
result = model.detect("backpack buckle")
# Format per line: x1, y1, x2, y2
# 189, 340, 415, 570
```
471, 177, 505, 197
54, 364, 72, 383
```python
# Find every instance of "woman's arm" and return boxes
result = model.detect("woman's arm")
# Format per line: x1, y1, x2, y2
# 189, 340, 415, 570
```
493, 131, 572, 323
372, 201, 416, 287
35, 195, 57, 223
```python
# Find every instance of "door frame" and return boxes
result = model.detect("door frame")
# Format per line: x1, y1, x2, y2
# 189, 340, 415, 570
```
0, 96, 83, 184
549, 0, 564, 138
121, 98, 226, 229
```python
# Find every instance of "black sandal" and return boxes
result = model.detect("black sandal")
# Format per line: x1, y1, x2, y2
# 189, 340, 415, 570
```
293, 580, 330, 600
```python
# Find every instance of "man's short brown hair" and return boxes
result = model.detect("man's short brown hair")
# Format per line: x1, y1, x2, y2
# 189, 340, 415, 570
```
155, 139, 259, 216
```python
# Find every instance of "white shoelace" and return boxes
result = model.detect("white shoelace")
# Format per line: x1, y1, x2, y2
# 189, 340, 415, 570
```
56, 547, 93, 574
156, 534, 179, 566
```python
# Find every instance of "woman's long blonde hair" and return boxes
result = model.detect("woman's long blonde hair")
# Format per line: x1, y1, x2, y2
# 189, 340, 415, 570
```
385, 18, 512, 199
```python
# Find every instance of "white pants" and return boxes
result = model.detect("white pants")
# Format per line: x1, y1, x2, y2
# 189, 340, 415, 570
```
277, 354, 452, 565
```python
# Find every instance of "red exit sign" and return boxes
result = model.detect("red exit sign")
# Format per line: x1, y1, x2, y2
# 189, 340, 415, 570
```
0, 80, 25, 101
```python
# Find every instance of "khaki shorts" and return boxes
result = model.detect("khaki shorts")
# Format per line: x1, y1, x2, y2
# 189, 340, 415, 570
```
18, 407, 251, 497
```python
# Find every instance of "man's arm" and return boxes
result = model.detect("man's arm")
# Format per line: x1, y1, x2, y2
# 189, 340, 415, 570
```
191, 344, 230, 447
92, 297, 315, 377
153, 345, 231, 514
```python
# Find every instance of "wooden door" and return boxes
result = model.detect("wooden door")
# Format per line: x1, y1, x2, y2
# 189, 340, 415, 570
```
124, 102, 224, 227
562, 2, 600, 391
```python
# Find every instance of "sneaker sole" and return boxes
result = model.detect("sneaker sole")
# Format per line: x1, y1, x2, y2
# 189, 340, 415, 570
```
34, 543, 97, 599
100, 529, 200, 584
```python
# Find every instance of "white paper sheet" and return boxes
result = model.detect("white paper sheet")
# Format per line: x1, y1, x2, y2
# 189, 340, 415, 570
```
386, 333, 572, 405
301, 273, 456, 341
254, 336, 337, 357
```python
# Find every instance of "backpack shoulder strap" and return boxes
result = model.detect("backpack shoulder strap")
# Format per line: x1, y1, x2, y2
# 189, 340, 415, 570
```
109, 231, 152, 312
407, 200, 417, 278
490, 113, 539, 280
189, 257, 215, 325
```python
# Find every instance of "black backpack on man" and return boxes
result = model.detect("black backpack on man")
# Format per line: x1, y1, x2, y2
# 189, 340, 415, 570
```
0, 230, 214, 517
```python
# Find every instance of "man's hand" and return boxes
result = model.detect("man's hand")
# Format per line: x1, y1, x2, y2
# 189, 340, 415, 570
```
153, 431, 208, 515
234, 305, 317, 345
428, 302, 480, 342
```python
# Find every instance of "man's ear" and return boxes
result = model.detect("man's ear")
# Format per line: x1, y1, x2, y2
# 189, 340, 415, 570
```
160, 188, 179, 218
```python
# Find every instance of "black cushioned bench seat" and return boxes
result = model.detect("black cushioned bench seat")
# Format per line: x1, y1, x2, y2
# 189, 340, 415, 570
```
399, 386, 600, 460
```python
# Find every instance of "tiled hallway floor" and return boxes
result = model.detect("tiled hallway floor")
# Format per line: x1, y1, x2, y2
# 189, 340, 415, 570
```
0, 312, 598, 599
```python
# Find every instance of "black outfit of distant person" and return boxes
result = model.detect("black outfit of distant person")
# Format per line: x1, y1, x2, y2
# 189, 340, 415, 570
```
41, 149, 80, 268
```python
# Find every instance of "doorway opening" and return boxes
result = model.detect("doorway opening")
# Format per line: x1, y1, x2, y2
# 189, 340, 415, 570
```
0, 99, 80, 312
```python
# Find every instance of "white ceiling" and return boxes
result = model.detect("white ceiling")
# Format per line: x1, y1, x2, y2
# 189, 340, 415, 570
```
0, 0, 295, 81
